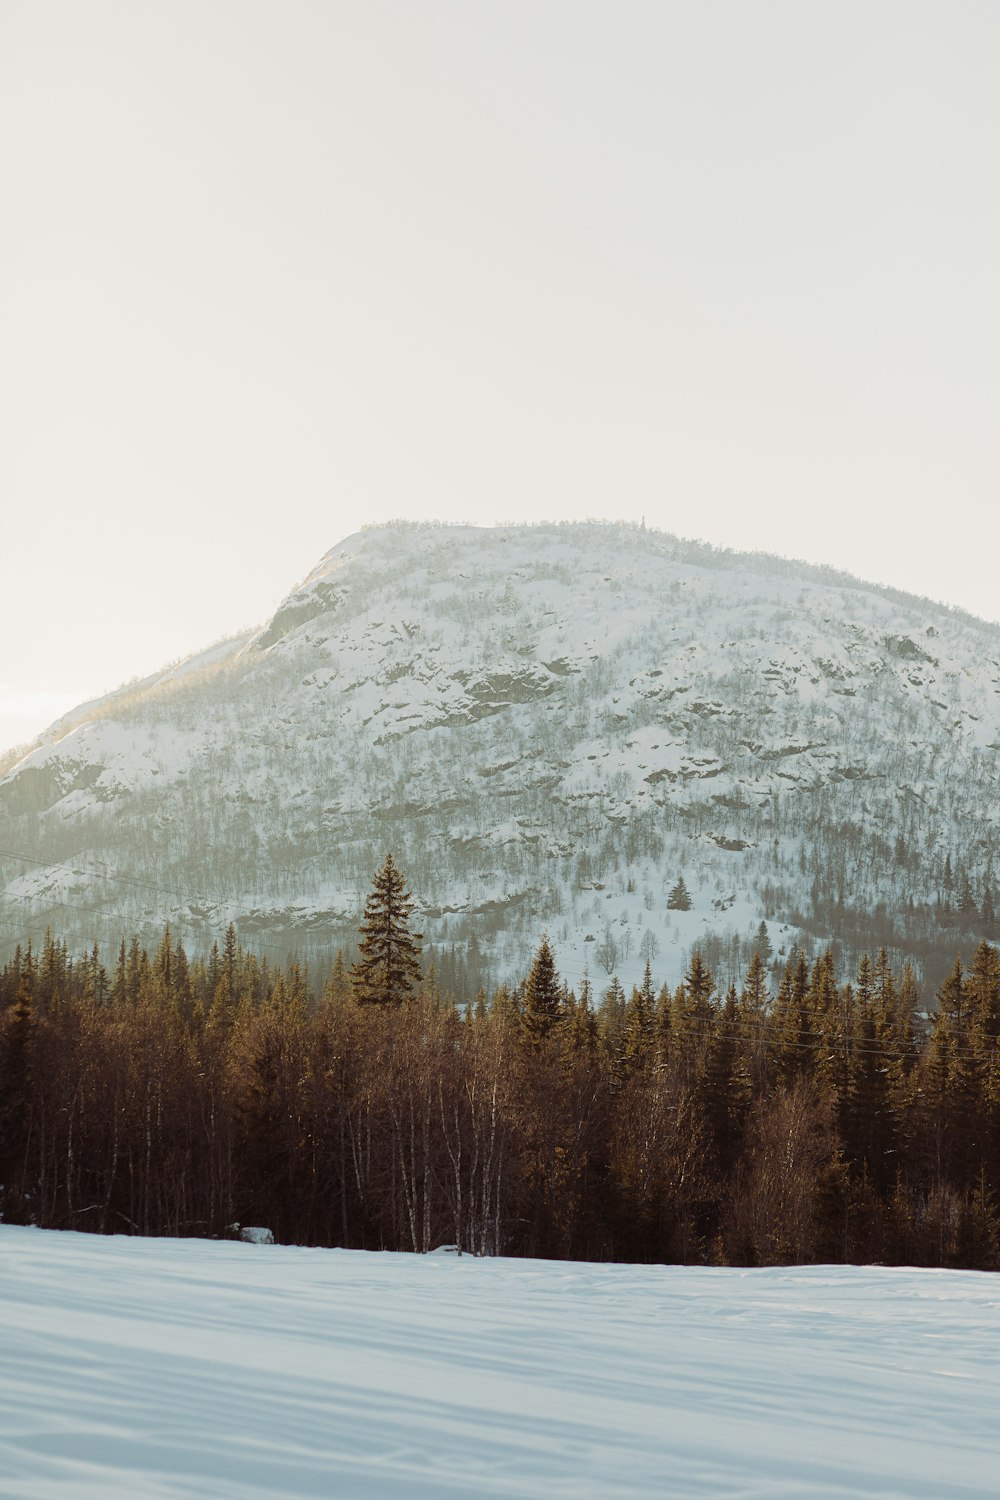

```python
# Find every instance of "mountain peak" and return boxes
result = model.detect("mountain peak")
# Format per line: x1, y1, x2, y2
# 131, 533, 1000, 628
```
3, 522, 999, 991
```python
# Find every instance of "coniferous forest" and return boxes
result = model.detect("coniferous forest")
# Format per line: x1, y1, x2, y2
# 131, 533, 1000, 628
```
1, 854, 998, 1270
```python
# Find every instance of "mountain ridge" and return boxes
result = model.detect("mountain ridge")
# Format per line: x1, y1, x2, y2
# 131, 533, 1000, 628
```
2, 520, 999, 993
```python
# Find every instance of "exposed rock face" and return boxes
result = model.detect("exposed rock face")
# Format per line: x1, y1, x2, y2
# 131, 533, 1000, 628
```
2, 521, 999, 990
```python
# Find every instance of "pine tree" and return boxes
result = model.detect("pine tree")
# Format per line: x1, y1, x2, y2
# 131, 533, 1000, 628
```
752, 920, 772, 964
126, 934, 147, 1006
668, 952, 717, 1086
173, 938, 192, 1009
846, 953, 893, 1189
667, 876, 693, 911
738, 951, 771, 1095
351, 853, 423, 1006
323, 947, 352, 1009
770, 949, 812, 1085
155, 923, 174, 995
209, 924, 242, 1032
563, 972, 599, 1057
623, 960, 656, 1075
222, 923, 239, 999
966, 942, 1000, 1172
917, 960, 967, 1191
110, 938, 128, 1007
678, 950, 715, 1025
597, 976, 628, 1068
83, 941, 107, 1006
705, 982, 749, 1177
959, 876, 978, 925
807, 948, 840, 1100
741, 951, 770, 1014
37, 929, 68, 1018
521, 935, 563, 1045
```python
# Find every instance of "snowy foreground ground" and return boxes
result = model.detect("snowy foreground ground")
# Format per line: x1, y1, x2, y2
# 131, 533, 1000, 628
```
1, 1227, 998, 1500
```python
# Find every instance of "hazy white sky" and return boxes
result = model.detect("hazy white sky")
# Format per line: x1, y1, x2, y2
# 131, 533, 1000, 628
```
2, 1, 998, 751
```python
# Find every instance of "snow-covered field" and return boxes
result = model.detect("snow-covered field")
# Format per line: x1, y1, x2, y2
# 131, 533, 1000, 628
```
1, 1228, 998, 1499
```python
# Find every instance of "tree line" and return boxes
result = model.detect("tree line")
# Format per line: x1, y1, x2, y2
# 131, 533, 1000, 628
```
1, 854, 998, 1269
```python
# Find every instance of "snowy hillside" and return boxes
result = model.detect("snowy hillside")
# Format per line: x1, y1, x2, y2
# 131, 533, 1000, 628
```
2, 1226, 999, 1500
2, 521, 1000, 988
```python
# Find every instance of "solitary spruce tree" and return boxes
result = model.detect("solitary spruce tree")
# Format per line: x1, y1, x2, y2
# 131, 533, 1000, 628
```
521, 935, 563, 1045
351, 853, 423, 1006
667, 875, 693, 911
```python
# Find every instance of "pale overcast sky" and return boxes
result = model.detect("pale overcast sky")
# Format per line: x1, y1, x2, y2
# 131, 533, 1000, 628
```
2, 1, 998, 751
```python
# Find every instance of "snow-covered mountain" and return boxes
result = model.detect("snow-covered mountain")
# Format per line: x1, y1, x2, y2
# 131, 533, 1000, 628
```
2, 521, 999, 990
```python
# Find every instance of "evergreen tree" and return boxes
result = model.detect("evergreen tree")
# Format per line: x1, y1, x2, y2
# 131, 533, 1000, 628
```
351, 854, 423, 1006
563, 978, 599, 1057
966, 941, 1000, 1170
323, 947, 352, 1009
172, 938, 192, 1009
751, 920, 772, 965
521, 935, 563, 1045
807, 948, 840, 1099
222, 923, 239, 1000
0, 971, 35, 1221
82, 941, 108, 1006
597, 976, 628, 1070
623, 960, 656, 1075
741, 951, 770, 1014
738, 951, 771, 1096
967, 941, 1000, 1049
770, 949, 812, 1085
677, 950, 715, 1025
915, 959, 968, 1191
669, 952, 717, 1093
704, 982, 749, 1177
959, 876, 978, 925
155, 923, 179, 1003
667, 876, 693, 911
37, 930, 68, 1018
845, 954, 894, 1189
110, 938, 128, 1007
126, 934, 147, 1005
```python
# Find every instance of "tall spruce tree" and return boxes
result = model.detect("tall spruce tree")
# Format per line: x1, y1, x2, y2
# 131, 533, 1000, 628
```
521, 935, 563, 1045
623, 959, 657, 1075
351, 853, 423, 1006
737, 950, 772, 1096
667, 876, 693, 911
